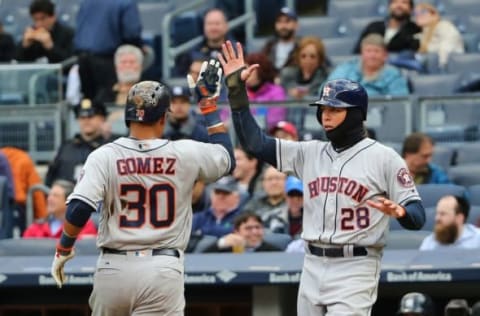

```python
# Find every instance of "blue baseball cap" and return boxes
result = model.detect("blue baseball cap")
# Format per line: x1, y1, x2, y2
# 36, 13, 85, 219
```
277, 7, 297, 21
285, 176, 303, 195
213, 176, 238, 193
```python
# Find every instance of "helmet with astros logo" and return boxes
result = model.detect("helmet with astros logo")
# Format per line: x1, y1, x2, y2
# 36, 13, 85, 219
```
124, 81, 170, 127
310, 79, 368, 120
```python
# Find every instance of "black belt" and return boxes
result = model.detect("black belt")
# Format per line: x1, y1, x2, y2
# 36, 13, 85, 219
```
308, 244, 367, 257
102, 247, 180, 258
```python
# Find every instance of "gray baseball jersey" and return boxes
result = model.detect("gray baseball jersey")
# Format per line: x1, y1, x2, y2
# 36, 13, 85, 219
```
276, 137, 420, 247
68, 137, 231, 251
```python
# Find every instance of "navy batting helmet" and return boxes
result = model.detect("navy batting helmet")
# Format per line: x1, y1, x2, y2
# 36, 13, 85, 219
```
310, 79, 368, 120
397, 292, 435, 316
125, 81, 170, 126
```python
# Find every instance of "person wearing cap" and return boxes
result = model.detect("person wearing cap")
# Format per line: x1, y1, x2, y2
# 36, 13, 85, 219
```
327, 33, 410, 96
45, 98, 113, 186
270, 120, 298, 141
261, 6, 300, 72
262, 175, 303, 238
445, 299, 471, 316
203, 211, 281, 253
163, 85, 209, 143
191, 176, 244, 238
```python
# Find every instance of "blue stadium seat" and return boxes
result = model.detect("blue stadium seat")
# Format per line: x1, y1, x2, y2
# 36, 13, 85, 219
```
454, 142, 480, 165
442, 0, 480, 17
468, 205, 480, 226
328, 0, 379, 18
417, 184, 467, 208
448, 164, 480, 187
246, 37, 268, 54
297, 16, 340, 38
366, 98, 411, 143
424, 125, 478, 143
385, 230, 431, 249
138, 2, 172, 35
171, 11, 202, 46
462, 33, 480, 53
0, 176, 14, 239
329, 55, 356, 67
323, 37, 356, 56
467, 185, 480, 205
409, 73, 461, 96
466, 15, 480, 34
343, 16, 378, 39
446, 53, 480, 74
432, 144, 455, 170
263, 232, 292, 251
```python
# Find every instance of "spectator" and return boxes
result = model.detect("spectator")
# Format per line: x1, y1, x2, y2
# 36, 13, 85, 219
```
414, 3, 464, 68
204, 211, 281, 253
75, 0, 143, 100
45, 99, 114, 186
328, 34, 410, 96
0, 151, 14, 203
191, 176, 243, 238
163, 85, 208, 142
176, 8, 234, 76
23, 180, 97, 238
16, 0, 74, 63
1, 146, 47, 232
402, 132, 450, 184
98, 44, 144, 105
261, 7, 299, 72
269, 120, 298, 141
285, 238, 305, 253
263, 176, 303, 238
245, 52, 287, 129
232, 147, 264, 199
397, 292, 435, 316
445, 299, 471, 316
353, 0, 421, 54
280, 36, 329, 100
243, 165, 287, 216
420, 195, 480, 250
0, 22, 15, 62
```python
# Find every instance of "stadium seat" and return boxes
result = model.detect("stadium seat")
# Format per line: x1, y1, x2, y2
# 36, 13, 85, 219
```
462, 33, 480, 53
329, 55, 356, 67
442, 0, 480, 17
416, 184, 467, 208
246, 37, 267, 54
297, 16, 340, 38
191, 235, 218, 253
328, 0, 379, 18
138, 2, 172, 35
385, 230, 431, 250
467, 185, 480, 205
343, 16, 378, 38
454, 142, 480, 165
263, 232, 292, 251
466, 15, 480, 34
323, 37, 357, 56
366, 98, 411, 143
432, 144, 455, 170
448, 164, 480, 187
171, 11, 202, 46
410, 73, 461, 96
446, 53, 480, 74
424, 125, 478, 143
468, 205, 480, 226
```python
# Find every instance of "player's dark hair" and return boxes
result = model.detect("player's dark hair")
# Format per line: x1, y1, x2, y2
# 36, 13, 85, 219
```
233, 211, 263, 230
52, 179, 75, 199
401, 132, 434, 157
30, 0, 55, 16
453, 195, 470, 222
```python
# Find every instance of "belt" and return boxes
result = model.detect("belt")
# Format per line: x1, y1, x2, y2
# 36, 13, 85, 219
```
102, 247, 180, 258
308, 244, 367, 257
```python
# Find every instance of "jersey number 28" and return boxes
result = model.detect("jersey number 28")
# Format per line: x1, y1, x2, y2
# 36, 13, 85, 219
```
341, 207, 370, 230
119, 183, 175, 228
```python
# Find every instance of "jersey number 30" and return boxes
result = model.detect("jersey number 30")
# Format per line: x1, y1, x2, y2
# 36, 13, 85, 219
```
119, 183, 175, 228
341, 207, 370, 230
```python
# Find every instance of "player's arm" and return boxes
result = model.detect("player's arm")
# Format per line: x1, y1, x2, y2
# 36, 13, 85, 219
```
218, 41, 277, 167
51, 199, 95, 288
188, 58, 235, 173
366, 197, 425, 230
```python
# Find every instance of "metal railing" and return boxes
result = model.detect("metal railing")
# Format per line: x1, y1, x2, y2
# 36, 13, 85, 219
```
25, 184, 50, 229
162, 0, 255, 80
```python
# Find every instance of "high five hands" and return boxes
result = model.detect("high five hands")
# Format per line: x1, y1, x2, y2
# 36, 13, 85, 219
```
218, 41, 259, 81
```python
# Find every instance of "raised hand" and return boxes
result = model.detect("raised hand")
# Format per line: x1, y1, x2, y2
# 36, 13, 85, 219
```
217, 41, 259, 81
366, 197, 406, 218
187, 58, 223, 102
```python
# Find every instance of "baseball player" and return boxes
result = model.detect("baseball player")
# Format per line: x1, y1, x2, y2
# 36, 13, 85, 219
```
50, 59, 235, 315
219, 41, 426, 316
